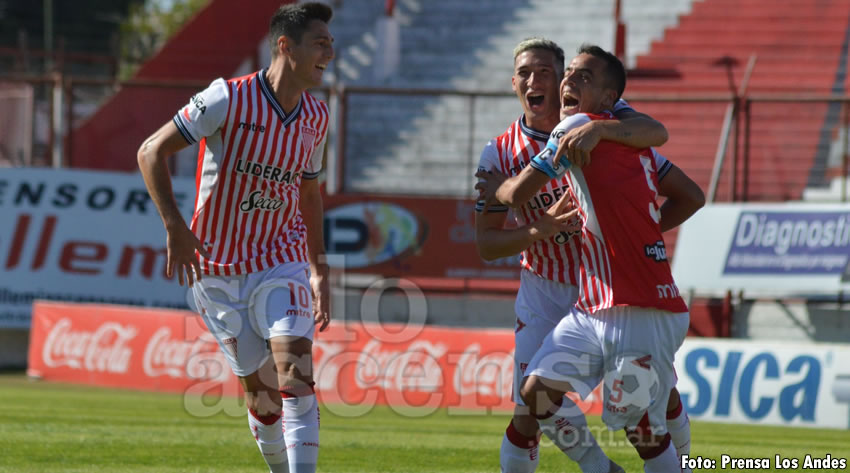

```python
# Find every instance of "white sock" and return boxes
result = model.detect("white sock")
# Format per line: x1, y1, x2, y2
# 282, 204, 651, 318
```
248, 408, 289, 473
500, 421, 539, 473
535, 397, 610, 473
282, 393, 320, 473
642, 437, 679, 473
667, 405, 691, 458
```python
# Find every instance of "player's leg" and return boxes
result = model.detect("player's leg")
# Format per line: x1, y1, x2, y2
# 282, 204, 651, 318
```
251, 263, 321, 473
270, 336, 319, 473
501, 274, 556, 473
520, 311, 621, 473
666, 387, 691, 460
603, 307, 689, 473
193, 272, 289, 473
240, 358, 289, 473
501, 405, 541, 473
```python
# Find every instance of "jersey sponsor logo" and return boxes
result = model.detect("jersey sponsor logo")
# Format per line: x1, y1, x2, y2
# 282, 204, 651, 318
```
235, 159, 301, 184
300, 125, 317, 150
189, 94, 206, 114
655, 283, 681, 299
237, 121, 265, 133
527, 184, 570, 211
239, 190, 285, 212
645, 240, 667, 262
286, 308, 312, 318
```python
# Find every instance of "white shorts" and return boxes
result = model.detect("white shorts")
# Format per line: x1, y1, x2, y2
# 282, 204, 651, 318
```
526, 306, 688, 433
192, 262, 315, 377
512, 270, 579, 404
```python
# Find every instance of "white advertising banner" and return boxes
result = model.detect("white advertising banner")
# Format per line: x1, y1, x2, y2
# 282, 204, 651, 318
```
673, 203, 850, 296
0, 168, 196, 328
674, 338, 850, 429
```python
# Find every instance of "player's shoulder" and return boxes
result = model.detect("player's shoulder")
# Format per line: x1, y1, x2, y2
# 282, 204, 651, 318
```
302, 90, 329, 115
552, 113, 593, 138
226, 71, 259, 85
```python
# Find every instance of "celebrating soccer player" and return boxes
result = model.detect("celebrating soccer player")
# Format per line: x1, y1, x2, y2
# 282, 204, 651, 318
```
137, 4, 334, 472
475, 39, 700, 473
482, 44, 704, 473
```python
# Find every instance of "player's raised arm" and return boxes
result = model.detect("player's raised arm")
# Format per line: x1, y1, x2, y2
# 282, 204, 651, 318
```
137, 121, 208, 286
558, 101, 668, 168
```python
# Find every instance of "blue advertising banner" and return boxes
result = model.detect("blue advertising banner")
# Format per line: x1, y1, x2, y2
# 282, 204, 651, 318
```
673, 204, 850, 296
675, 338, 850, 429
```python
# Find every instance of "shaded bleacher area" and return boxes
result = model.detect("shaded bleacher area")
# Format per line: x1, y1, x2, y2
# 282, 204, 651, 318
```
326, 0, 850, 203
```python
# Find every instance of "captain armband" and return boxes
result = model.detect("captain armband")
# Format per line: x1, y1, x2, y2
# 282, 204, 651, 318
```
530, 140, 570, 179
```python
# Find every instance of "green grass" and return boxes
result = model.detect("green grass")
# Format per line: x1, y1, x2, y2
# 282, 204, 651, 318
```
1, 372, 848, 472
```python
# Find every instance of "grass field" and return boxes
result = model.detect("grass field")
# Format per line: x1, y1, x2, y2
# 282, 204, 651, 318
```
1, 372, 848, 472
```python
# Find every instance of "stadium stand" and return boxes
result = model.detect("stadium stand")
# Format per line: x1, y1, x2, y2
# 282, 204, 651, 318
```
328, 0, 696, 195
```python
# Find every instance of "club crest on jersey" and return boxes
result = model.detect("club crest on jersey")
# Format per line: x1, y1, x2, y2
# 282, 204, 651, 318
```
300, 126, 318, 150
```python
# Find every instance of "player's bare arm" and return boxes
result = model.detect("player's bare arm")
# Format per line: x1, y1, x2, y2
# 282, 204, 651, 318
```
657, 164, 706, 232
299, 177, 330, 331
559, 109, 669, 168
137, 121, 210, 287
475, 195, 579, 261
487, 164, 552, 208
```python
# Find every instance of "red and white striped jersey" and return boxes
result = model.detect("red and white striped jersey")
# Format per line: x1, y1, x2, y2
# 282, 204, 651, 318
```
474, 100, 668, 286
533, 111, 687, 313
476, 116, 580, 284
173, 69, 329, 276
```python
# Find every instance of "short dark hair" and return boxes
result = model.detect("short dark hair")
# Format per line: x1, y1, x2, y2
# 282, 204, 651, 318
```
577, 44, 626, 101
269, 2, 333, 55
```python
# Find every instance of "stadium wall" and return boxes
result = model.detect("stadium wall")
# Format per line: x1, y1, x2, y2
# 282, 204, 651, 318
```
26, 301, 850, 429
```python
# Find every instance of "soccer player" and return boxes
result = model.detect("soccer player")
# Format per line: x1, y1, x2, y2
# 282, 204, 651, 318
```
136, 4, 334, 472
475, 38, 695, 473
488, 44, 698, 473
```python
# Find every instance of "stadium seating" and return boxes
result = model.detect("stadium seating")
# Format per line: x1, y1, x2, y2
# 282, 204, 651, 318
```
326, 0, 695, 195
627, 0, 850, 202
329, 0, 850, 204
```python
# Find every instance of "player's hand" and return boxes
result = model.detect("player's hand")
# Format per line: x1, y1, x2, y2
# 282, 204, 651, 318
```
474, 169, 507, 212
558, 121, 602, 168
310, 265, 330, 332
533, 194, 581, 240
165, 224, 210, 287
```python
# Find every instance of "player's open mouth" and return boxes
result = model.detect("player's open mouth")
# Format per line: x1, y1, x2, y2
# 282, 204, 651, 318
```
562, 94, 579, 113
316, 64, 327, 71
527, 94, 544, 108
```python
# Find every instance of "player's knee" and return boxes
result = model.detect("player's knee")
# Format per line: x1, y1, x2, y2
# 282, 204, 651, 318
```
519, 376, 549, 415
666, 387, 680, 413
243, 386, 282, 414
511, 410, 540, 435
626, 428, 672, 460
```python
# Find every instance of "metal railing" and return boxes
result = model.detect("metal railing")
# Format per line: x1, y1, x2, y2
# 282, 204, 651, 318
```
2, 73, 850, 203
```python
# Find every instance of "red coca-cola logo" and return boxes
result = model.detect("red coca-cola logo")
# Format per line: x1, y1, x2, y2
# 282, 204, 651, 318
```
42, 318, 137, 373
452, 344, 513, 398
142, 327, 228, 381
355, 339, 447, 391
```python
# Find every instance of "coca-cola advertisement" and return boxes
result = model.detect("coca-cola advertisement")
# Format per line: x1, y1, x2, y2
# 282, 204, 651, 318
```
28, 301, 603, 415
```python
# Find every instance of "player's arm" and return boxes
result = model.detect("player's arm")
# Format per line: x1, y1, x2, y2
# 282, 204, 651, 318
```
300, 145, 330, 332
657, 164, 705, 232
491, 115, 590, 207
137, 121, 208, 286
560, 107, 668, 167
475, 201, 578, 260
491, 165, 552, 208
